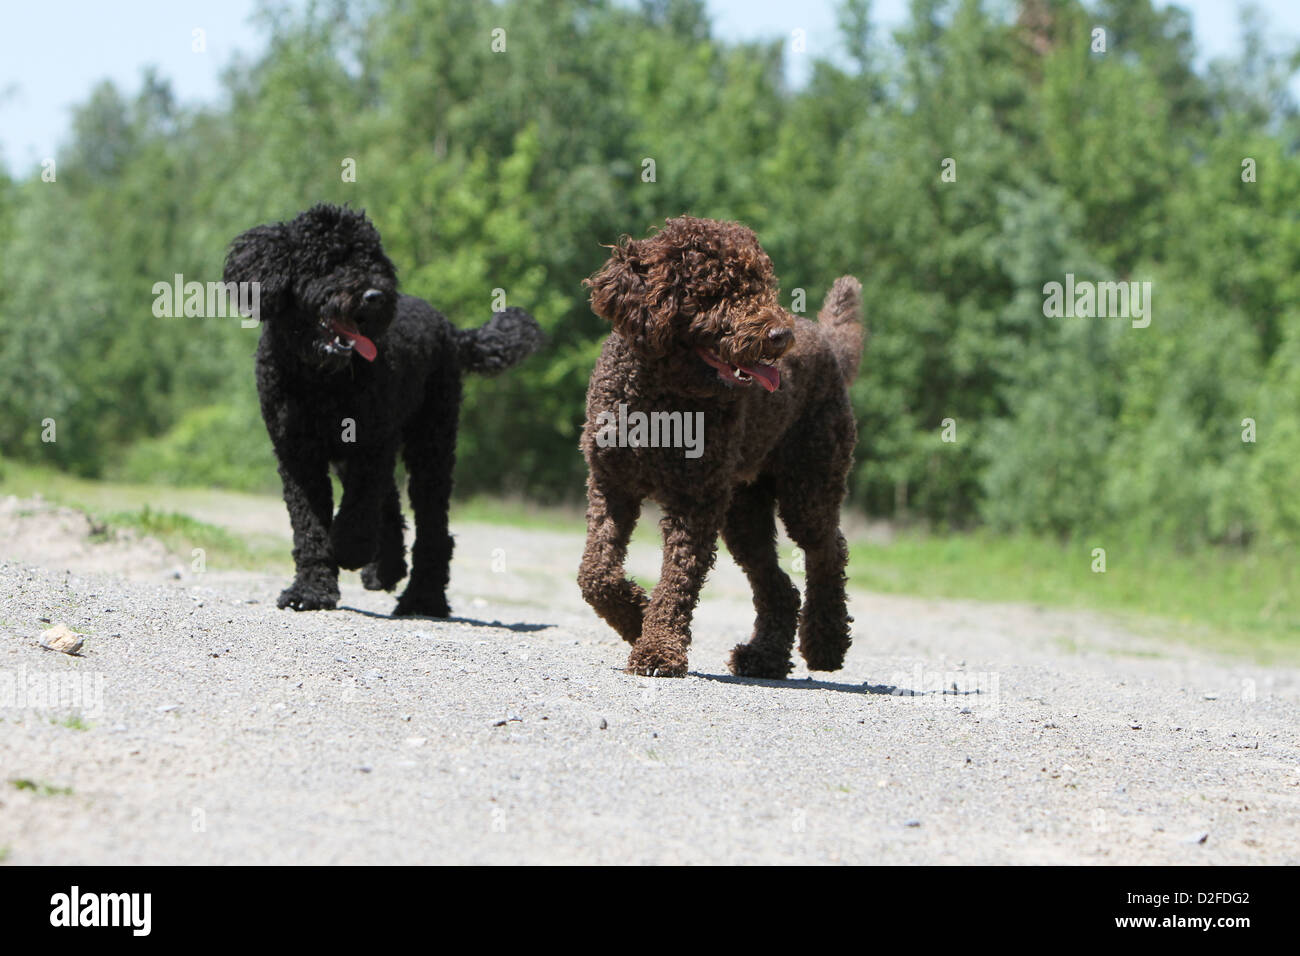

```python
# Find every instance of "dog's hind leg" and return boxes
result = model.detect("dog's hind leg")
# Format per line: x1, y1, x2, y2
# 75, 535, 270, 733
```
774, 407, 855, 672
331, 454, 394, 571
784, 519, 851, 673
724, 478, 801, 679
394, 387, 459, 618
578, 479, 646, 644
361, 478, 407, 591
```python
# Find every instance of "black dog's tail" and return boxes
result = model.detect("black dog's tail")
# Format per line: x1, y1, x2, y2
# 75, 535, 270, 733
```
456, 307, 545, 376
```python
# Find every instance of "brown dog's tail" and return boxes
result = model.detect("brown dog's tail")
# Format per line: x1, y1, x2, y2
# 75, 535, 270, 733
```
817, 275, 864, 384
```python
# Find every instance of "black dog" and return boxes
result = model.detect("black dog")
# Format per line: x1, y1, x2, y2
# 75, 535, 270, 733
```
223, 204, 542, 616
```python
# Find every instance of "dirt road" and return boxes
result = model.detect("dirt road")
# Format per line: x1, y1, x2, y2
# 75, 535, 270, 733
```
1, 495, 1296, 864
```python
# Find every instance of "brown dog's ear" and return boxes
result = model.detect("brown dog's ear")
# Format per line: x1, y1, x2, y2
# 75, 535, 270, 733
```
223, 223, 293, 321
584, 238, 676, 358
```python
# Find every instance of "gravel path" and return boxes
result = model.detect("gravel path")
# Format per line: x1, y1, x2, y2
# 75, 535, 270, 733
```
1, 497, 1297, 864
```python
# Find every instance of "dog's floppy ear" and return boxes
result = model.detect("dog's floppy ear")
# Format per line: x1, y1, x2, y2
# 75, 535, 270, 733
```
584, 237, 677, 358
223, 223, 293, 320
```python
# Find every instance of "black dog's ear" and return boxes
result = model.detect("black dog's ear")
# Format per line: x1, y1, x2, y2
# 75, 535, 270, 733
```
223, 223, 293, 320
583, 238, 677, 358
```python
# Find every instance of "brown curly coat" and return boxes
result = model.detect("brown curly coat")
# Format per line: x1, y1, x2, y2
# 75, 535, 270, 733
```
578, 215, 864, 678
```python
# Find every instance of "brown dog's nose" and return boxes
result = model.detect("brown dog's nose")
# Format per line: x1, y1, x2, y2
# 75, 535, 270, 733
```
767, 327, 793, 352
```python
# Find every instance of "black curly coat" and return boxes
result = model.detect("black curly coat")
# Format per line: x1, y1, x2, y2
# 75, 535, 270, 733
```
223, 204, 543, 616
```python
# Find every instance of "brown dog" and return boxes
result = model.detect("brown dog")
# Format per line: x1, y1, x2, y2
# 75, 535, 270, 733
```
578, 216, 864, 677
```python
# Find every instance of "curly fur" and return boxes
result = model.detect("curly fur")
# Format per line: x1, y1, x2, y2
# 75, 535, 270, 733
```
578, 215, 864, 678
224, 203, 543, 616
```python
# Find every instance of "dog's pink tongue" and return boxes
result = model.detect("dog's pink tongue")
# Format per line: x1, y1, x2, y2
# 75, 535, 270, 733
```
740, 363, 780, 392
330, 320, 377, 362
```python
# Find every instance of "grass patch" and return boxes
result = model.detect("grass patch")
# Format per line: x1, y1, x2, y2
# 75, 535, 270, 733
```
2, 460, 197, 512
9, 778, 73, 797
102, 505, 253, 558
849, 531, 1299, 663
1, 462, 287, 570
92, 505, 286, 571
453, 495, 584, 532
52, 715, 91, 731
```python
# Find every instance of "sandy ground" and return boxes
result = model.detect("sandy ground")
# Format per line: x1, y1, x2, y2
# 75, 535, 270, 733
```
1, 494, 1297, 864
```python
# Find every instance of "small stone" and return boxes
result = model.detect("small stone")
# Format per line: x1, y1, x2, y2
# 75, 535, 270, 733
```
40, 624, 84, 655
599, 718, 608, 730
1129, 723, 1142, 730
904, 818, 921, 828
157, 704, 179, 713
1184, 831, 1209, 845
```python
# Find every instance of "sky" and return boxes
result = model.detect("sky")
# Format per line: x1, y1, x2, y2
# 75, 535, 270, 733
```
1, 0, 1296, 174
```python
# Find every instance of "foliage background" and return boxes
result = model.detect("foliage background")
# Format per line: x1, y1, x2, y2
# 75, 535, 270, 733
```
1, 0, 1298, 552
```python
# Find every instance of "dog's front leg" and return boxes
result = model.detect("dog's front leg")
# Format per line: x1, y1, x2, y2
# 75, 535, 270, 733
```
276, 453, 339, 610
628, 501, 722, 677
578, 479, 646, 643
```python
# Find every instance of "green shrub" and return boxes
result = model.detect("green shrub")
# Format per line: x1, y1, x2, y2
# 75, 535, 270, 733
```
116, 402, 277, 493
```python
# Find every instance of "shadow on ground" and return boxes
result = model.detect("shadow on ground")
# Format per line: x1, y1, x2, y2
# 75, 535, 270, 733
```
694, 671, 988, 697
339, 605, 555, 633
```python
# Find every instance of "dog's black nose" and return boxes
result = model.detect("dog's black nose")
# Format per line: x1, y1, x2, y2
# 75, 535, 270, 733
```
767, 327, 793, 350
363, 289, 384, 304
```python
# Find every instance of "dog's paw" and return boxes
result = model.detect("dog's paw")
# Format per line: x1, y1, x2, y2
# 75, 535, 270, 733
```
728, 642, 793, 680
798, 613, 852, 672
626, 638, 688, 678
330, 525, 379, 571
798, 638, 849, 673
361, 558, 407, 592
799, 648, 847, 672
392, 591, 451, 618
276, 583, 339, 611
